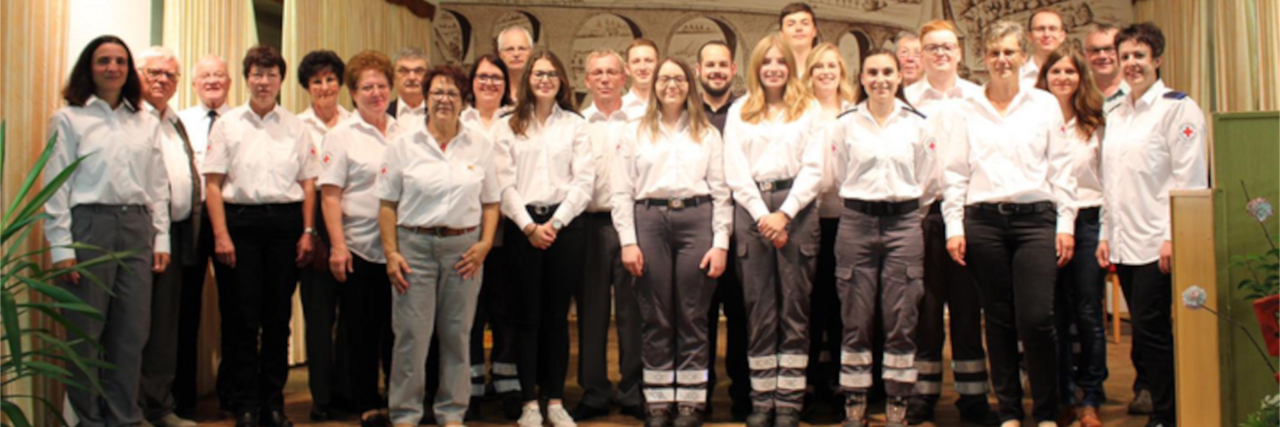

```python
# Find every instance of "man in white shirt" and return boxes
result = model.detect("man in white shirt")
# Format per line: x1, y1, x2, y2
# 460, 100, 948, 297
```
135, 46, 200, 427
779, 2, 818, 78
621, 39, 658, 119
388, 47, 429, 126
895, 31, 923, 87
174, 53, 232, 418
498, 26, 534, 103
1084, 23, 1130, 114
1021, 7, 1067, 88
570, 49, 645, 421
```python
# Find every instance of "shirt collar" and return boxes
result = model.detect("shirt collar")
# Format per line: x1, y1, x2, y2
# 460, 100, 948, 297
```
584, 103, 628, 122
1131, 79, 1167, 110
656, 112, 691, 139
86, 94, 138, 113
144, 101, 177, 122
397, 96, 426, 116
350, 112, 397, 140
854, 99, 911, 127
246, 104, 283, 123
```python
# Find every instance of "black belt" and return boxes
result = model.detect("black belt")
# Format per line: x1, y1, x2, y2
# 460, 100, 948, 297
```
974, 201, 1054, 216
756, 178, 794, 192
526, 203, 561, 216
928, 199, 944, 215
844, 199, 920, 216
225, 202, 303, 212
76, 204, 146, 212
585, 211, 612, 219
1078, 206, 1100, 222
642, 195, 712, 210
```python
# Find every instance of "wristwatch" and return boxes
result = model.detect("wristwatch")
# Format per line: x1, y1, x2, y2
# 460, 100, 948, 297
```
551, 219, 564, 232
304, 227, 318, 236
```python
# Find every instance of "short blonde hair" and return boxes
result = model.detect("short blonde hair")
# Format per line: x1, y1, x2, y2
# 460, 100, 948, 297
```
983, 20, 1028, 54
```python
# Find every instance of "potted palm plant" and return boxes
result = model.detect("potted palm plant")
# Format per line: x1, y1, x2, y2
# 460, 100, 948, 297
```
1, 122, 134, 427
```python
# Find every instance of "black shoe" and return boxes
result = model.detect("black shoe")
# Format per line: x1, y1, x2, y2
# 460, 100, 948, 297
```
361, 412, 391, 427
672, 406, 702, 427
1143, 420, 1172, 427
958, 404, 1000, 427
310, 405, 333, 422
234, 412, 256, 427
745, 407, 773, 427
503, 393, 524, 420
905, 397, 934, 425
570, 403, 610, 421
774, 407, 800, 427
730, 400, 752, 422
843, 393, 868, 427
885, 397, 909, 427
260, 409, 293, 427
645, 408, 671, 427
621, 404, 647, 421
465, 403, 482, 422
1129, 389, 1154, 415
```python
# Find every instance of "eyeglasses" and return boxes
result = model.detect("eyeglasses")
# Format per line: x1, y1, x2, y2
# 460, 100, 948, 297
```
532, 70, 558, 81
475, 74, 504, 84
142, 68, 179, 81
430, 90, 461, 100
589, 68, 624, 78
396, 67, 428, 76
923, 43, 958, 55
1085, 46, 1116, 55
897, 48, 922, 59
195, 71, 228, 81
656, 75, 688, 86
249, 71, 281, 82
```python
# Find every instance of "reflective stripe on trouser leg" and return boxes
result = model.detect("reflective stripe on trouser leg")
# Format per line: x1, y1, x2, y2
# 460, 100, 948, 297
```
777, 202, 817, 409
738, 203, 779, 409
953, 359, 991, 395
470, 364, 486, 397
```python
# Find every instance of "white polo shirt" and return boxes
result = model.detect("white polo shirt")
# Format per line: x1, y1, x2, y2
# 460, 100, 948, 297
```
202, 104, 321, 204
318, 114, 399, 263
378, 126, 502, 229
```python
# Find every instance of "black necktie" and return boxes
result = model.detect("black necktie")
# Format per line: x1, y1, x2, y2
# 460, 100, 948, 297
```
172, 118, 203, 265
207, 109, 219, 136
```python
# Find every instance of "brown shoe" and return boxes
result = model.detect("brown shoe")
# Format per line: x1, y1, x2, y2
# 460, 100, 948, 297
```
1078, 406, 1102, 427
1055, 405, 1077, 427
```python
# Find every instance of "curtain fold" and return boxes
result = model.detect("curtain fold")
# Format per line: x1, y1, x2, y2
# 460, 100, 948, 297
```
1, 1, 69, 425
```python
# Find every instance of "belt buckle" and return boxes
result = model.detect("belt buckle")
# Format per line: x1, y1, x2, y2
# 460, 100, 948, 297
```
533, 205, 550, 216
996, 203, 1016, 215
760, 181, 774, 192
433, 227, 449, 237
669, 198, 685, 210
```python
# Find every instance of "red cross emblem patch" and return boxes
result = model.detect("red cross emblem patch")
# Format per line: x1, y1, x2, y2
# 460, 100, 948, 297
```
322, 151, 332, 165
1179, 123, 1197, 140
310, 146, 318, 157
380, 163, 388, 175
927, 137, 937, 151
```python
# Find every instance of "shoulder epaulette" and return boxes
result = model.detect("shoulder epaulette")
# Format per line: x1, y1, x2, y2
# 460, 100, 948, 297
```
1163, 91, 1188, 100
902, 105, 926, 119
837, 107, 859, 119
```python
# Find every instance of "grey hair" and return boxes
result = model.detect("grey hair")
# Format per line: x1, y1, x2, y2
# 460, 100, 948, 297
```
584, 49, 625, 72
497, 25, 534, 51
983, 20, 1028, 54
894, 30, 919, 45
1088, 22, 1120, 36
393, 47, 427, 64
137, 46, 180, 67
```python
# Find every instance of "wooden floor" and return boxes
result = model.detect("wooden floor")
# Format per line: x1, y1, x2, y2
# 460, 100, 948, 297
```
194, 320, 1152, 426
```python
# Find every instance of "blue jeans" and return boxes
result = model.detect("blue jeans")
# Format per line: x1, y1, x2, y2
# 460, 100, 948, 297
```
1055, 209, 1108, 407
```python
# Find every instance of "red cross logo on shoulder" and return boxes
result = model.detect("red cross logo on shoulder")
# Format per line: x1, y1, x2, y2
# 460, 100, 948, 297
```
310, 146, 318, 157
322, 153, 331, 164
1060, 125, 1067, 134
928, 138, 937, 151
380, 164, 388, 175
1181, 124, 1195, 139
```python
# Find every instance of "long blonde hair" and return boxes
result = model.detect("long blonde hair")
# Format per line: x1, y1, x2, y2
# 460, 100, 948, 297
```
640, 58, 712, 142
740, 33, 811, 124
805, 43, 856, 105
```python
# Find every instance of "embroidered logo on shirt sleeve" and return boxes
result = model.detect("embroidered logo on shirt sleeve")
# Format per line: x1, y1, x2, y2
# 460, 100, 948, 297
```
322, 151, 332, 165
1179, 123, 1197, 140
381, 163, 389, 176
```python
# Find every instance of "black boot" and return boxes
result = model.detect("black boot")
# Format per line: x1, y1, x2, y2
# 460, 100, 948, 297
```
906, 396, 935, 425
672, 406, 703, 427
842, 393, 868, 427
885, 397, 908, 427
745, 407, 773, 427
645, 407, 672, 427
774, 407, 800, 427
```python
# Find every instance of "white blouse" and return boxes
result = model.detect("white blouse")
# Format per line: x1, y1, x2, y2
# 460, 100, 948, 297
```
377, 126, 502, 229
202, 104, 321, 204
492, 104, 595, 231
318, 115, 399, 263
831, 100, 937, 203
722, 99, 824, 221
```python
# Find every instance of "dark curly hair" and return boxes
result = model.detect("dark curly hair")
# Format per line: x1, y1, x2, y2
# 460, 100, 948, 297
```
298, 49, 345, 89
62, 35, 143, 110
242, 45, 287, 80
1115, 22, 1166, 59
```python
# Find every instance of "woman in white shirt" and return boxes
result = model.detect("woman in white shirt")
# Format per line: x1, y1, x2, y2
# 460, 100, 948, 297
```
941, 21, 1076, 427
1034, 44, 1108, 427
722, 33, 823, 427
294, 49, 349, 422
380, 65, 501, 427
45, 35, 171, 427
203, 45, 320, 427
828, 48, 935, 427
802, 41, 856, 411
317, 50, 399, 426
612, 57, 731, 427
493, 50, 594, 427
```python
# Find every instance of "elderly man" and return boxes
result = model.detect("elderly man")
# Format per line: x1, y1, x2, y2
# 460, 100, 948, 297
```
136, 46, 200, 427
387, 47, 430, 126
1021, 7, 1067, 87
174, 54, 232, 419
571, 49, 645, 422
497, 26, 533, 102
895, 31, 923, 87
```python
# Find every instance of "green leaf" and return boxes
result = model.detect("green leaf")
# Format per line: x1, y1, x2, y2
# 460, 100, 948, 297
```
30, 306, 103, 352
30, 331, 107, 395
1, 398, 32, 427
1, 291, 23, 372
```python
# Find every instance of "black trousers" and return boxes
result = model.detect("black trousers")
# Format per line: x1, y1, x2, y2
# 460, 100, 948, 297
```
301, 262, 341, 410
212, 203, 303, 414
1116, 262, 1175, 424
335, 255, 394, 411
471, 240, 521, 397
963, 207, 1059, 423
576, 212, 644, 408
706, 238, 751, 413
506, 211, 585, 401
1055, 209, 1108, 408
806, 217, 845, 401
140, 218, 197, 421
174, 215, 213, 417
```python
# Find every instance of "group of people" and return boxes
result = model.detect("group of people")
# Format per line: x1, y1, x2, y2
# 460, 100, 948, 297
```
44, 3, 1205, 427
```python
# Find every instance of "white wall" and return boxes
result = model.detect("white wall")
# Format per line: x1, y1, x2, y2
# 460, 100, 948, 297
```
66, 0, 153, 74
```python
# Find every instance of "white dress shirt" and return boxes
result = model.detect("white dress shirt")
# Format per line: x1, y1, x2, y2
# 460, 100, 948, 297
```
493, 105, 596, 231
1100, 80, 1207, 264
148, 103, 197, 222
318, 115, 399, 263
582, 103, 632, 213
940, 86, 1077, 238
202, 104, 321, 204
905, 76, 982, 116
298, 105, 351, 152
460, 106, 512, 142
1061, 118, 1103, 209
377, 125, 502, 229
816, 100, 856, 218
723, 99, 824, 221
396, 96, 428, 128
44, 97, 171, 263
1019, 58, 1043, 89
621, 91, 650, 120
831, 100, 937, 203
611, 116, 733, 250
177, 102, 231, 169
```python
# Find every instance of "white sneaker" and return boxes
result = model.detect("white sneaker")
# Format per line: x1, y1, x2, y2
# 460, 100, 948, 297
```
154, 414, 198, 427
999, 421, 1021, 427
1036, 422, 1057, 427
546, 404, 577, 427
518, 404, 544, 427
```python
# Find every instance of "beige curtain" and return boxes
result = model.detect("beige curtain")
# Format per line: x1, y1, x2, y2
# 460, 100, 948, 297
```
281, 0, 433, 113
1, 1, 69, 425
1214, 0, 1280, 112
1134, 0, 1212, 108
160, 0, 259, 398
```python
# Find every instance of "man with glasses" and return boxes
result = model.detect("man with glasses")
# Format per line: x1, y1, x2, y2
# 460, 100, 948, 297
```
498, 26, 534, 102
1085, 23, 1130, 114
176, 54, 233, 418
895, 31, 923, 87
388, 47, 430, 126
1021, 7, 1067, 88
903, 19, 999, 427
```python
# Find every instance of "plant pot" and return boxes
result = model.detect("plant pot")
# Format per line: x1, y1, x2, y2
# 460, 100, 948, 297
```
1253, 294, 1280, 357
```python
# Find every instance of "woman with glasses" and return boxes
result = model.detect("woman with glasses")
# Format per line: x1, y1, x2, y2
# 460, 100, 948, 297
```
723, 33, 822, 427
941, 21, 1076, 427
203, 45, 320, 427
492, 50, 594, 427
381, 64, 501, 427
